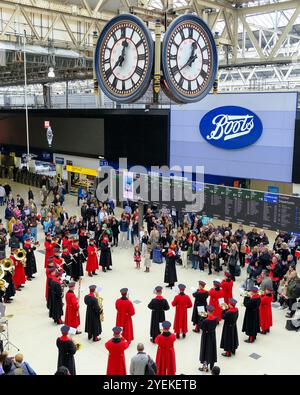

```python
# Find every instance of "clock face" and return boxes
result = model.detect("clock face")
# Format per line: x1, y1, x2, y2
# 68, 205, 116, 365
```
95, 14, 153, 103
162, 15, 218, 103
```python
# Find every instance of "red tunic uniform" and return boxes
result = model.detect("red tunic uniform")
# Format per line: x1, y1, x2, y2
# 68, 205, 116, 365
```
259, 294, 273, 332
208, 288, 224, 321
62, 237, 69, 251
105, 337, 129, 375
115, 297, 135, 344
155, 332, 176, 375
221, 279, 233, 304
44, 241, 55, 268
65, 290, 80, 329
12, 255, 26, 289
86, 245, 99, 273
172, 293, 193, 335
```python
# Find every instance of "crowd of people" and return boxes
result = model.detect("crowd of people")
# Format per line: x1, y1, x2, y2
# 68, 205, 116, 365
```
0, 178, 300, 376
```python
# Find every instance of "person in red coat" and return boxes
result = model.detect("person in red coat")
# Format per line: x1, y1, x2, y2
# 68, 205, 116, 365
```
45, 259, 55, 300
86, 239, 99, 277
155, 320, 176, 375
65, 282, 81, 334
11, 251, 26, 291
171, 284, 193, 339
221, 272, 233, 304
44, 234, 55, 268
115, 288, 135, 345
208, 280, 224, 322
105, 326, 129, 375
259, 289, 273, 334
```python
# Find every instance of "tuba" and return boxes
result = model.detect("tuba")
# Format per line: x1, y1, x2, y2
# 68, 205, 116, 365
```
0, 278, 7, 292
14, 249, 27, 267
95, 291, 104, 322
2, 258, 14, 273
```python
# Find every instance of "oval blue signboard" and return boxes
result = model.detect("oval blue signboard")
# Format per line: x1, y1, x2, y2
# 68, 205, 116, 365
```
199, 106, 263, 150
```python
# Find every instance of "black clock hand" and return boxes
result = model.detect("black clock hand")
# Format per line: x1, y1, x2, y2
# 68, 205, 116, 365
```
119, 39, 128, 67
179, 42, 198, 71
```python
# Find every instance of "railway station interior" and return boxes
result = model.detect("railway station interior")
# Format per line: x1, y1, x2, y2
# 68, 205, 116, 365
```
0, 0, 300, 378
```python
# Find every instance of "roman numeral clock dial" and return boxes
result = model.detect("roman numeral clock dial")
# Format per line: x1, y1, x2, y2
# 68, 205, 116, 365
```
95, 14, 153, 103
162, 15, 218, 103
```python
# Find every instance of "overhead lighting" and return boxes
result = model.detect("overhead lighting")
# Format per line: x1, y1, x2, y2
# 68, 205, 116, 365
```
48, 67, 55, 78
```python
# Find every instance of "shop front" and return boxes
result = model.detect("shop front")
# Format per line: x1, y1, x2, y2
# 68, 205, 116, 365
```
66, 165, 97, 196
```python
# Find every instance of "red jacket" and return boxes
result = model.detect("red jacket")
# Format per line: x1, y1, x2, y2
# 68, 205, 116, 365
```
115, 297, 135, 343
12, 255, 26, 288
105, 337, 129, 375
221, 279, 233, 304
44, 241, 54, 268
172, 293, 192, 334
208, 288, 224, 321
259, 294, 273, 331
155, 332, 176, 375
86, 245, 99, 273
65, 290, 80, 329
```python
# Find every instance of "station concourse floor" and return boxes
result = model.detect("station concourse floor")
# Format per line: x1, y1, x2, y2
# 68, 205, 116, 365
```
1, 178, 300, 376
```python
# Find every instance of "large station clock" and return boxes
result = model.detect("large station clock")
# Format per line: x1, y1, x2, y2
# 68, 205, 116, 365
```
162, 14, 218, 103
95, 14, 154, 103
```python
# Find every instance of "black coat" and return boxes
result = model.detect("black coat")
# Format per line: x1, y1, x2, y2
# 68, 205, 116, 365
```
49, 280, 63, 322
84, 295, 102, 339
56, 337, 77, 375
164, 254, 177, 285
192, 290, 208, 326
220, 309, 239, 353
148, 297, 170, 341
3, 271, 15, 299
61, 253, 73, 277
24, 246, 37, 277
100, 242, 112, 268
199, 317, 218, 364
242, 296, 261, 337
70, 247, 84, 280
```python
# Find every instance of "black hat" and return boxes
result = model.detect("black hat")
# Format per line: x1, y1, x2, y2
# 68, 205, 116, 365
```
198, 280, 206, 287
229, 298, 237, 306
68, 282, 76, 288
112, 326, 122, 334
155, 286, 163, 292
162, 321, 171, 329
207, 305, 215, 312
60, 325, 70, 334
47, 256, 54, 262
89, 285, 97, 291
120, 288, 128, 294
178, 284, 186, 290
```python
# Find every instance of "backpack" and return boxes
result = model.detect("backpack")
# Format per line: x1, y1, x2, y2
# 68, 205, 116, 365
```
289, 279, 300, 299
144, 355, 157, 375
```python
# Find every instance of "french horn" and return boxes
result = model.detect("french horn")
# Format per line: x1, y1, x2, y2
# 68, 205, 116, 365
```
2, 258, 14, 273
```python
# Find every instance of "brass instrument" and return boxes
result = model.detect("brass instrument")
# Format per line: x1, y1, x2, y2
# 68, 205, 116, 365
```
221, 303, 229, 310
200, 311, 208, 318
72, 338, 82, 352
95, 291, 104, 322
0, 278, 7, 292
14, 249, 27, 267
2, 258, 14, 273
0, 265, 4, 279
258, 290, 265, 296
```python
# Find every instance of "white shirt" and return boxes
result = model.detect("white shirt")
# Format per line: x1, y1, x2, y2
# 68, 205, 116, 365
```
0, 186, 5, 197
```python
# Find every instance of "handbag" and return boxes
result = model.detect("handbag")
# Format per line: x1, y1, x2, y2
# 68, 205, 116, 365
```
145, 355, 157, 375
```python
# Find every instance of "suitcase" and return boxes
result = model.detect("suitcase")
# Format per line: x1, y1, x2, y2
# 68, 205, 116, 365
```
153, 248, 163, 264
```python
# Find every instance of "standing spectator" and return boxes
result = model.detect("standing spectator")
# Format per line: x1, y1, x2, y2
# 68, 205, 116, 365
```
40, 185, 48, 207
28, 188, 34, 201
0, 184, 5, 206
119, 214, 129, 248
130, 343, 156, 375
14, 354, 36, 375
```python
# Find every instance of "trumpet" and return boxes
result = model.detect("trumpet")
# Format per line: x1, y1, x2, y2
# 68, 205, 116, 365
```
1, 258, 14, 273
14, 249, 27, 267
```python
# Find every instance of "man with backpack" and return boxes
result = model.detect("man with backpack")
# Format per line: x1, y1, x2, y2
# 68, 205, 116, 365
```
130, 343, 156, 375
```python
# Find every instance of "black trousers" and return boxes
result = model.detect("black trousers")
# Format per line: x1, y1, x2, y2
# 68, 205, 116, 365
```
272, 280, 280, 302
113, 235, 118, 246
239, 252, 246, 267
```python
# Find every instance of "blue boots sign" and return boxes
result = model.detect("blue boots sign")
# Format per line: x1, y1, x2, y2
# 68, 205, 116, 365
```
199, 106, 263, 149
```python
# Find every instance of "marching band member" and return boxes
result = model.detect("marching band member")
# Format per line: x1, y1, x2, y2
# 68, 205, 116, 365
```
192, 280, 209, 333
11, 248, 26, 291
62, 233, 70, 252
49, 270, 64, 325
164, 247, 178, 289
2, 264, 15, 304
65, 282, 81, 334
155, 320, 176, 375
220, 298, 239, 357
84, 285, 102, 342
259, 289, 273, 335
61, 245, 73, 278
242, 286, 261, 343
208, 280, 224, 322
23, 237, 37, 281
221, 272, 233, 304
199, 305, 218, 372
70, 238, 84, 282
86, 239, 99, 277
105, 327, 129, 375
115, 288, 135, 345
171, 284, 193, 339
47, 265, 57, 310
148, 286, 170, 343
45, 259, 55, 302
44, 234, 55, 268
56, 325, 77, 375
99, 233, 112, 272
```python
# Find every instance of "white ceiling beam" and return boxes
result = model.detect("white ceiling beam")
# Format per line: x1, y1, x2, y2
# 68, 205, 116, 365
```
0, 5, 20, 39
60, 15, 78, 47
239, 13, 266, 60
20, 6, 41, 40
239, 0, 300, 16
